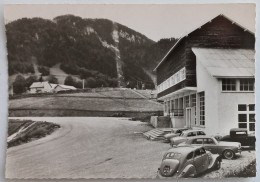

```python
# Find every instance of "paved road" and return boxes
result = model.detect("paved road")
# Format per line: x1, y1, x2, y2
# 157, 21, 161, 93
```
6, 117, 169, 179
5, 117, 256, 179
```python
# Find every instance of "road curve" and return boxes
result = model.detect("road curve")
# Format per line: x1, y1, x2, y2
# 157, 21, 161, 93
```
6, 117, 169, 179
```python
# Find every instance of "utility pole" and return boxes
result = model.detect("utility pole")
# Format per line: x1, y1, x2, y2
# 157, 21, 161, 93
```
82, 79, 85, 89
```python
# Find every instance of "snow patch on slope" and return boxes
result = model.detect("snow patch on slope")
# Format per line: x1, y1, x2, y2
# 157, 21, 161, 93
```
85, 26, 95, 35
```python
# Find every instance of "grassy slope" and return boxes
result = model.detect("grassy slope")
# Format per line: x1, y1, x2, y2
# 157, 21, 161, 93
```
8, 119, 60, 148
9, 89, 163, 112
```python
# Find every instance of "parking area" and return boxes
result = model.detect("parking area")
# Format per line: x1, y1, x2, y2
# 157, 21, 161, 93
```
6, 117, 256, 179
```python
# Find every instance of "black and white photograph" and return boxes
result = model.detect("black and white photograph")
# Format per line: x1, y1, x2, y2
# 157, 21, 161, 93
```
4, 3, 256, 179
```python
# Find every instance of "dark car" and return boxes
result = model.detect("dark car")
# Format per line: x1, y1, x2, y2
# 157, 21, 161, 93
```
220, 128, 255, 150
178, 136, 242, 159
157, 146, 221, 178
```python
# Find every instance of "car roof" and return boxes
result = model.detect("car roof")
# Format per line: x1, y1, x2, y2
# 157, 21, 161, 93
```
182, 129, 204, 134
186, 136, 214, 140
167, 146, 202, 155
171, 128, 188, 131
230, 128, 248, 132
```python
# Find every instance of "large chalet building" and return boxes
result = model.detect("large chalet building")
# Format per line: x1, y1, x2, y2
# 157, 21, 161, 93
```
154, 14, 255, 135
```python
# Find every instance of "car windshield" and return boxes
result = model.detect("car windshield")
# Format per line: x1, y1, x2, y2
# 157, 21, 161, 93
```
165, 152, 181, 159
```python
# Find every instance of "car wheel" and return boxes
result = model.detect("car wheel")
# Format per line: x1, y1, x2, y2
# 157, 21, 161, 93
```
223, 149, 235, 159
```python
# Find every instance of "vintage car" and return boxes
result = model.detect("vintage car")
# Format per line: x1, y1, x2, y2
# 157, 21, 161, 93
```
163, 128, 189, 143
157, 146, 221, 178
170, 130, 206, 146
178, 136, 242, 159
220, 128, 255, 150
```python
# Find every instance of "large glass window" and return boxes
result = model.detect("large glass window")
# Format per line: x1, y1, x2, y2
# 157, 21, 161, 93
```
240, 78, 254, 91
171, 100, 174, 114
199, 92, 205, 126
222, 79, 236, 91
238, 104, 255, 132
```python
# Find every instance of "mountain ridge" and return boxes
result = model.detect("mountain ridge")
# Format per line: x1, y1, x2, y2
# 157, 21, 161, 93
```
6, 15, 177, 89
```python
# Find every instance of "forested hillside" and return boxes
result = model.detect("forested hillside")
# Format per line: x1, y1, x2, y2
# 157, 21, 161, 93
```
6, 15, 177, 90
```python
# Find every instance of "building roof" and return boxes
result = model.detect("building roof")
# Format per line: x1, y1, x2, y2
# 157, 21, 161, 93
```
192, 48, 255, 78
153, 14, 254, 71
55, 84, 77, 90
29, 81, 51, 88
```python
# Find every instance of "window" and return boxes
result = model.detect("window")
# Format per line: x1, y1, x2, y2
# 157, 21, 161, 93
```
238, 114, 247, 128
222, 79, 236, 91
171, 100, 174, 113
185, 96, 190, 107
191, 94, 196, 124
176, 73, 180, 83
192, 139, 203, 144
238, 104, 255, 132
249, 104, 255, 111
164, 102, 167, 114
204, 138, 215, 145
187, 152, 193, 160
249, 114, 255, 131
187, 132, 196, 137
199, 92, 205, 126
240, 78, 254, 91
238, 104, 247, 111
200, 148, 206, 154
197, 131, 206, 136
194, 149, 201, 157
167, 101, 171, 115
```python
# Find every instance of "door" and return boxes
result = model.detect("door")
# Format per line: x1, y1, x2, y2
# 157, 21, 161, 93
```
193, 148, 208, 173
186, 108, 191, 128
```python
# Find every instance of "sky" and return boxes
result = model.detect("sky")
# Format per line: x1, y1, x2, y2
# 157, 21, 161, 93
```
4, 4, 255, 41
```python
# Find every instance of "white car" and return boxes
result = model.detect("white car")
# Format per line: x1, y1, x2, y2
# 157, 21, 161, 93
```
170, 130, 206, 146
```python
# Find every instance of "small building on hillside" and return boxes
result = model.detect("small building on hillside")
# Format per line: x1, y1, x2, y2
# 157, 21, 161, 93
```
153, 14, 255, 135
29, 82, 54, 93
29, 82, 76, 93
53, 84, 77, 93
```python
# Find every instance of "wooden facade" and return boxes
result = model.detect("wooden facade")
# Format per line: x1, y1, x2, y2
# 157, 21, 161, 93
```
156, 15, 255, 99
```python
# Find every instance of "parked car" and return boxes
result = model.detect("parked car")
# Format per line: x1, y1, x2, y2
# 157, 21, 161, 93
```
170, 130, 206, 146
157, 146, 221, 178
178, 136, 242, 159
163, 128, 189, 143
220, 128, 255, 150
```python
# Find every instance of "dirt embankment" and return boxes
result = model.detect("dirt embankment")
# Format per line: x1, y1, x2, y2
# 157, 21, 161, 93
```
7, 119, 60, 148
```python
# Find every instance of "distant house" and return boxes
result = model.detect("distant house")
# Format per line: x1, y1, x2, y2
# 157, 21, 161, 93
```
29, 82, 77, 93
53, 84, 77, 93
29, 82, 54, 93
154, 14, 255, 135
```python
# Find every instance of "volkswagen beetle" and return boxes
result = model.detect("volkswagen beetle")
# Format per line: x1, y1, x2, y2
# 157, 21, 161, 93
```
157, 146, 221, 178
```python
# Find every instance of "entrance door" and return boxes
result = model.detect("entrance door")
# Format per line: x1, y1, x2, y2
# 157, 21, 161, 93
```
186, 108, 191, 128
186, 107, 195, 128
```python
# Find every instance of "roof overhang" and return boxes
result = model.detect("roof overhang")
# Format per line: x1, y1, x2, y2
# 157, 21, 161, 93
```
192, 48, 255, 78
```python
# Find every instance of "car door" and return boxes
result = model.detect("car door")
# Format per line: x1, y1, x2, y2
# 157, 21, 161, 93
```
199, 148, 210, 171
203, 138, 219, 154
193, 149, 205, 173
